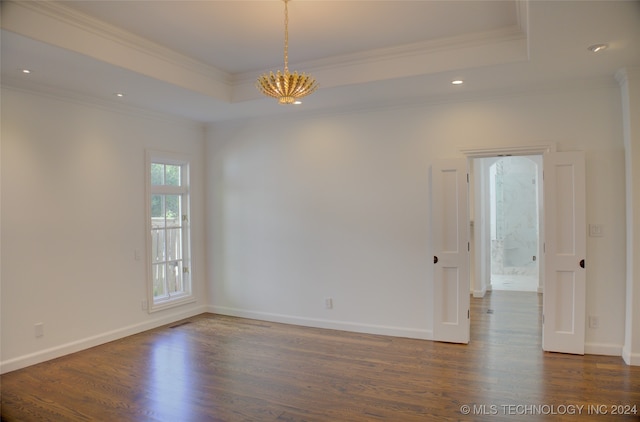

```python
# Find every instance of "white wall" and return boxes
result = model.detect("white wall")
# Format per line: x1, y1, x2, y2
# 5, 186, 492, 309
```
1, 78, 628, 372
619, 67, 640, 365
0, 87, 207, 373
206, 82, 627, 353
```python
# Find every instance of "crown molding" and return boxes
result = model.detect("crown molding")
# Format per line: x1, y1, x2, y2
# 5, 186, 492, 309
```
235, 25, 527, 84
231, 25, 528, 102
220, 74, 618, 126
12, 0, 231, 85
1, 79, 203, 128
515, 0, 529, 34
615, 67, 640, 87
2, 0, 232, 99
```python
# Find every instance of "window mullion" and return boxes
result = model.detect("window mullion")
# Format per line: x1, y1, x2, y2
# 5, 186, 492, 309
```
163, 194, 171, 298
152, 185, 186, 195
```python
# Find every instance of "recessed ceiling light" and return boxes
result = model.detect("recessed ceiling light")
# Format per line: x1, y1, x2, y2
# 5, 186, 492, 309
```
451, 80, 464, 85
114, 93, 125, 98
21, 69, 32, 74
588, 43, 608, 53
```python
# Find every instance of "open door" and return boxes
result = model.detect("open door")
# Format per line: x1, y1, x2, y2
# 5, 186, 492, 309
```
432, 158, 470, 344
543, 151, 586, 354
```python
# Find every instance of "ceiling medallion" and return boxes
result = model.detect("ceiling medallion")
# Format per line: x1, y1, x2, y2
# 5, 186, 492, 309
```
256, 0, 318, 104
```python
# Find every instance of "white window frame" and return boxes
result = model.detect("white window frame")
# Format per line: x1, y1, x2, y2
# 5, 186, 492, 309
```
145, 150, 195, 312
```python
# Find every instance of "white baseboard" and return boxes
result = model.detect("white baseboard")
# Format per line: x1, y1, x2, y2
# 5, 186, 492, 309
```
584, 342, 623, 358
209, 305, 433, 340
7, 304, 629, 373
0, 305, 209, 374
473, 287, 487, 298
622, 344, 640, 366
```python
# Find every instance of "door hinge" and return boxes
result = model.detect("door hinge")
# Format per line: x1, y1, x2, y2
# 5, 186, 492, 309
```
468, 242, 470, 252
467, 173, 469, 183
542, 314, 545, 324
468, 309, 470, 319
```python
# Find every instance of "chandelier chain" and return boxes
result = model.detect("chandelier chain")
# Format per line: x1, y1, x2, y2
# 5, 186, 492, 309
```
283, 0, 289, 73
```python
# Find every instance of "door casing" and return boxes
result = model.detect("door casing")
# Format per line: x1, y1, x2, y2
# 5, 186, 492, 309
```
432, 144, 588, 355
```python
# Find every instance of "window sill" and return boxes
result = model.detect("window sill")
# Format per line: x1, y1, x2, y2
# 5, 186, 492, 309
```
149, 295, 196, 314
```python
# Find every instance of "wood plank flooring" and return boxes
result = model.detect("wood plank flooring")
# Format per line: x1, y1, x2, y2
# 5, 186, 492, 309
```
2, 291, 639, 421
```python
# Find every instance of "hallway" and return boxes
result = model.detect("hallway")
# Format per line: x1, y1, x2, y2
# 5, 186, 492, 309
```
471, 290, 542, 347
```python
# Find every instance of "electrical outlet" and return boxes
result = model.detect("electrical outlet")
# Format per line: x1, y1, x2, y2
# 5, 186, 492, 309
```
34, 323, 44, 338
325, 297, 333, 309
589, 316, 599, 328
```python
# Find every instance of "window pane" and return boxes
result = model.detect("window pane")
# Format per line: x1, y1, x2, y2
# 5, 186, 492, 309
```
175, 265, 184, 293
165, 195, 181, 226
153, 264, 167, 299
151, 195, 165, 229
166, 228, 182, 261
151, 229, 165, 263
167, 261, 182, 294
165, 165, 181, 186
151, 163, 165, 185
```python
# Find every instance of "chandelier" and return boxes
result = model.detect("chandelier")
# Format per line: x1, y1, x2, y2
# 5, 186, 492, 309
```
256, 0, 318, 104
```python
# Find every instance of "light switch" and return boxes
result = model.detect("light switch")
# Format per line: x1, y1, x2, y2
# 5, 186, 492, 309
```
589, 224, 604, 237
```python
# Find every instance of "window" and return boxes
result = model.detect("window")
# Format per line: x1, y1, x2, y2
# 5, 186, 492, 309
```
146, 151, 193, 311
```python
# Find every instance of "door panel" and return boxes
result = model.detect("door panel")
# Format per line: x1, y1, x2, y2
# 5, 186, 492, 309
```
543, 152, 586, 354
442, 267, 460, 324
432, 158, 470, 344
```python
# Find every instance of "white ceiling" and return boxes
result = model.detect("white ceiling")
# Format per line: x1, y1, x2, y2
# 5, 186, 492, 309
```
1, 1, 639, 123
57, 0, 520, 74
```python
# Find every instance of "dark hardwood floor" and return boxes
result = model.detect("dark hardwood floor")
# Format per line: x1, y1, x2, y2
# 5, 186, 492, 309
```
2, 291, 639, 421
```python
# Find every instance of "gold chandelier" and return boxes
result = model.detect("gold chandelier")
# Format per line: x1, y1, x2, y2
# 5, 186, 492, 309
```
256, 0, 318, 104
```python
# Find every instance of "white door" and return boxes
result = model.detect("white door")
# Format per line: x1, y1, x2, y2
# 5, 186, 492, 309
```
432, 158, 470, 343
543, 151, 586, 354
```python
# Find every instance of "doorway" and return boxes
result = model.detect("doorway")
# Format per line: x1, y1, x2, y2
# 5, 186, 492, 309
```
488, 155, 540, 292
469, 154, 543, 344
470, 155, 543, 297
432, 148, 586, 353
